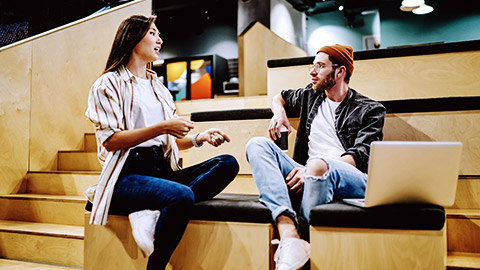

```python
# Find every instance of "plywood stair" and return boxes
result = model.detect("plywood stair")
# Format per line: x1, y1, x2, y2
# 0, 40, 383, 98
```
0, 133, 100, 269
446, 176, 480, 269
1, 95, 479, 269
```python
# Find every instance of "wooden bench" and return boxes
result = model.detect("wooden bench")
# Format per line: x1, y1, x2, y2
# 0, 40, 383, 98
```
84, 194, 275, 270
309, 201, 446, 270
84, 195, 447, 270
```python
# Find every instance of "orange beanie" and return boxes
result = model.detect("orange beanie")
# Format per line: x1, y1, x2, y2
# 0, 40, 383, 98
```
317, 44, 354, 76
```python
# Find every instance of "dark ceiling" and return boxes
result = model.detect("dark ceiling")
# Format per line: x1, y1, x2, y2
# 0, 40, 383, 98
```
285, 0, 399, 14
0, 0, 441, 47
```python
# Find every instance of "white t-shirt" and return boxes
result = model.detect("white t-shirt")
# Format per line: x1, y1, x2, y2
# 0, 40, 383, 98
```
134, 76, 167, 147
308, 97, 345, 159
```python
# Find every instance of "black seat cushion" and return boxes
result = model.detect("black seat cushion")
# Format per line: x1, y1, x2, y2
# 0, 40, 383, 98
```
85, 193, 272, 224
191, 193, 271, 223
191, 108, 273, 122
309, 201, 445, 230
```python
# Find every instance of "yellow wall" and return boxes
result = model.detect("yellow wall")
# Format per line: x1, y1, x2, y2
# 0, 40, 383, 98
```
238, 22, 307, 97
0, 0, 152, 194
0, 43, 31, 194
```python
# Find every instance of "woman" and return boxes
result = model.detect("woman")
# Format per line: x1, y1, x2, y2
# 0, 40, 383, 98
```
85, 14, 239, 269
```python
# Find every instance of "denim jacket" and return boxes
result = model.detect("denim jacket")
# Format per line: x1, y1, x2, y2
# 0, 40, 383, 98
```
281, 83, 386, 173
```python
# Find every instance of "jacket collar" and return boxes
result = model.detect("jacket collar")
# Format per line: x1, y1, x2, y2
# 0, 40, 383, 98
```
318, 87, 354, 107
117, 65, 158, 82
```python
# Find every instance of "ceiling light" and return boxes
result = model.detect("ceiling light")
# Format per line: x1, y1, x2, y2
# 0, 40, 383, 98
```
400, 5, 418, 12
338, 5, 344, 11
412, 4, 434, 15
401, 0, 424, 7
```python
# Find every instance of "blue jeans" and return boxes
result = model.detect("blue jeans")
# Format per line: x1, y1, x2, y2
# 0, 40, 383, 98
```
108, 146, 239, 269
246, 137, 366, 232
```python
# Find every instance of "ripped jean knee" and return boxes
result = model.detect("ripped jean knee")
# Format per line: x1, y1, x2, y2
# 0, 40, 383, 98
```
305, 157, 330, 180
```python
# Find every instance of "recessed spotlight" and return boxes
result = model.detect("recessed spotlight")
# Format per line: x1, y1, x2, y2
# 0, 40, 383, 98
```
412, 4, 434, 14
401, 0, 424, 7
400, 5, 419, 12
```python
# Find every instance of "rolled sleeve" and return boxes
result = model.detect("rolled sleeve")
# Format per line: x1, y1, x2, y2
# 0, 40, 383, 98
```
343, 103, 386, 172
281, 84, 311, 117
86, 76, 126, 145
85, 74, 128, 165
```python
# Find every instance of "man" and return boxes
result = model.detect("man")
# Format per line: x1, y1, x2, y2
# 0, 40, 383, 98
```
246, 44, 386, 270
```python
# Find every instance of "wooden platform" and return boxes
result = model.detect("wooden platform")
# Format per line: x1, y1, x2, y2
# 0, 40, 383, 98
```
310, 226, 446, 270
0, 220, 83, 267
84, 213, 273, 270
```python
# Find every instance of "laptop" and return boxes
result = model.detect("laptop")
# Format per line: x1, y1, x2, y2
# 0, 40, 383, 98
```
343, 141, 462, 208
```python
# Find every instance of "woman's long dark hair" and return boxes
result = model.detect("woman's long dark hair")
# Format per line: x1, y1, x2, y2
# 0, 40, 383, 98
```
103, 14, 157, 74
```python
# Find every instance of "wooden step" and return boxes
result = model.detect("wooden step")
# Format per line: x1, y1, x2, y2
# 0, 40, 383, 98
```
57, 151, 101, 171
451, 176, 480, 210
0, 194, 86, 226
0, 258, 80, 269
27, 171, 99, 196
447, 252, 480, 270
84, 133, 96, 153
447, 209, 480, 254
181, 119, 285, 174
0, 220, 83, 267
175, 95, 268, 117
222, 174, 257, 195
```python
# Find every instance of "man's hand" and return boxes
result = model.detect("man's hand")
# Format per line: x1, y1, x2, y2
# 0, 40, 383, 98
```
268, 113, 291, 141
285, 167, 305, 194
269, 93, 291, 141
198, 128, 231, 147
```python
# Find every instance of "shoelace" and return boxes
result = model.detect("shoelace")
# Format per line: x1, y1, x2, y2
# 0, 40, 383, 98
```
272, 239, 291, 265
271, 239, 282, 263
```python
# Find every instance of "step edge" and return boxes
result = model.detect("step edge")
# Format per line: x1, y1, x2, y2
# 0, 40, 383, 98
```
447, 252, 480, 269
446, 209, 480, 219
0, 258, 82, 269
0, 221, 84, 239
0, 194, 86, 203
28, 170, 101, 175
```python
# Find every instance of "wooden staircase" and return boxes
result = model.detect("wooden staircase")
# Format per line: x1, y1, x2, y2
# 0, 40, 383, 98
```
0, 133, 100, 268
1, 96, 479, 269
446, 176, 480, 269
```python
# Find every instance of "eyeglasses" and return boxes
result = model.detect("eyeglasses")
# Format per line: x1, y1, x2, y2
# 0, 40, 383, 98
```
309, 63, 338, 72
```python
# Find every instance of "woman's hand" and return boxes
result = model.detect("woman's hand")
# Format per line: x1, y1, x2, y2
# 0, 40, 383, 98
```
197, 128, 231, 147
164, 118, 195, 138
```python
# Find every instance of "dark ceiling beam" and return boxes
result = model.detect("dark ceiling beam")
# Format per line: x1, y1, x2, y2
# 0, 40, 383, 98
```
285, 0, 317, 11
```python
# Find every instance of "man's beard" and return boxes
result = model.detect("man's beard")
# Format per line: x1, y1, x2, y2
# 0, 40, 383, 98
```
313, 70, 336, 91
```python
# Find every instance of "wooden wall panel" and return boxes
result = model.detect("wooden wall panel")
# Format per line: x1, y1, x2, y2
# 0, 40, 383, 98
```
28, 0, 151, 171
352, 51, 480, 101
176, 96, 268, 117
384, 111, 480, 175
85, 214, 273, 270
267, 66, 310, 108
268, 50, 480, 105
170, 221, 273, 270
310, 226, 446, 270
84, 214, 148, 270
180, 119, 298, 175
239, 22, 306, 97
0, 43, 31, 194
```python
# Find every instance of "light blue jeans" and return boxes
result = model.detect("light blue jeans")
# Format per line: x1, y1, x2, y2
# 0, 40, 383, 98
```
246, 137, 367, 228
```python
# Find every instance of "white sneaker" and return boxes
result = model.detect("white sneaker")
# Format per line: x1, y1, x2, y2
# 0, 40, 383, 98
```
83, 185, 97, 203
128, 210, 161, 257
272, 238, 311, 270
